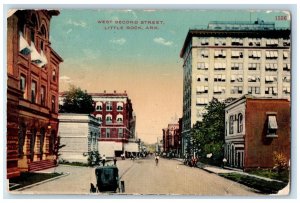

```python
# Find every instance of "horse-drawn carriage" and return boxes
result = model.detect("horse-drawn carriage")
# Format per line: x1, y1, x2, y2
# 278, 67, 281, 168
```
90, 165, 125, 193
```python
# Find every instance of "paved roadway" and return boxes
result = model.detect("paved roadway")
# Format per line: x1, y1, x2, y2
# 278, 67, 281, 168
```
15, 157, 259, 196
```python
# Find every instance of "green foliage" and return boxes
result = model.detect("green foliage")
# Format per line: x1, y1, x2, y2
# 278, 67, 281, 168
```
53, 136, 66, 165
190, 98, 231, 166
219, 173, 288, 194
59, 85, 94, 114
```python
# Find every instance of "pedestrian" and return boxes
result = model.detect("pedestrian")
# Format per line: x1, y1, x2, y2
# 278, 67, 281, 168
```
155, 154, 159, 166
113, 156, 117, 165
102, 154, 106, 166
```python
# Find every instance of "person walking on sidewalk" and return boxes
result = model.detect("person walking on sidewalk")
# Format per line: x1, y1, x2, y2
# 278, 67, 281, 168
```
101, 154, 106, 166
113, 156, 117, 165
155, 154, 159, 166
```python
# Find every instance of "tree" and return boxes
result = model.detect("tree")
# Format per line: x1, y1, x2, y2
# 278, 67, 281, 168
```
59, 85, 94, 114
190, 98, 234, 166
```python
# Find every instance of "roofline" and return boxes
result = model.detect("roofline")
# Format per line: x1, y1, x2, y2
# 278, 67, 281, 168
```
225, 94, 290, 108
180, 29, 291, 58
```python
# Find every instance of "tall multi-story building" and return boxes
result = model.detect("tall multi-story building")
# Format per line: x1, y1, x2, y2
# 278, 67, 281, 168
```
180, 19, 291, 154
162, 123, 181, 156
91, 91, 137, 158
7, 10, 63, 178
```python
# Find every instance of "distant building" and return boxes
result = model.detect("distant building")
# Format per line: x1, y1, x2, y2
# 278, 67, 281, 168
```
58, 114, 100, 163
91, 91, 137, 158
180, 19, 291, 154
224, 95, 290, 170
162, 123, 181, 156
7, 10, 63, 178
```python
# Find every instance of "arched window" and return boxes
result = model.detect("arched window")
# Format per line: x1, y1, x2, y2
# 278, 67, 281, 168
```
229, 115, 234, 134
30, 14, 38, 43
96, 114, 102, 123
237, 113, 243, 133
95, 102, 102, 111
116, 114, 123, 124
117, 102, 123, 111
106, 114, 112, 124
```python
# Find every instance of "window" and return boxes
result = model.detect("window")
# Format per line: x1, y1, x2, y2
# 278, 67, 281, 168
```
197, 75, 208, 82
283, 39, 290, 46
283, 87, 290, 94
248, 38, 261, 46
116, 114, 123, 124
96, 102, 102, 111
231, 50, 243, 58
266, 39, 279, 46
214, 38, 226, 46
265, 63, 278, 71
248, 86, 260, 94
229, 115, 234, 134
106, 114, 112, 124
282, 76, 290, 83
231, 63, 243, 70
214, 50, 226, 58
231, 86, 243, 94
118, 128, 123, 138
248, 63, 260, 71
41, 86, 46, 106
283, 63, 290, 71
265, 86, 278, 95
96, 114, 102, 123
196, 86, 208, 94
106, 102, 112, 111
248, 50, 261, 59
265, 51, 278, 59
214, 63, 226, 70
231, 75, 243, 83
117, 102, 123, 111
106, 128, 111, 138
197, 62, 208, 70
20, 75, 26, 98
198, 49, 209, 58
267, 115, 278, 138
200, 38, 209, 45
265, 76, 277, 83
231, 38, 243, 46
213, 86, 225, 94
248, 75, 260, 82
31, 81, 37, 103
283, 51, 289, 60
51, 95, 56, 112
237, 113, 243, 133
214, 74, 226, 82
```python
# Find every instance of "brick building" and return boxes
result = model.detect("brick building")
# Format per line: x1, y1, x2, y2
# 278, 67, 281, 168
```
7, 10, 63, 178
162, 122, 181, 156
224, 95, 290, 170
91, 91, 137, 158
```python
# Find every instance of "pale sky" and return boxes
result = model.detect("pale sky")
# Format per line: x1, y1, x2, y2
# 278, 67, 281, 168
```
50, 9, 290, 143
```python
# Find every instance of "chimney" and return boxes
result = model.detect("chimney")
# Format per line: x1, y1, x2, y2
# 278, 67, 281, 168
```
114, 90, 116, 93
124, 90, 127, 93
104, 90, 106, 93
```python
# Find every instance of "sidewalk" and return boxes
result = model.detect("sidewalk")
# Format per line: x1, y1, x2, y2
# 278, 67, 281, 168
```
175, 158, 288, 195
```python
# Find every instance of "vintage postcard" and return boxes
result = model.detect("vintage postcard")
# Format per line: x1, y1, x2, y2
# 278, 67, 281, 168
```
5, 8, 292, 196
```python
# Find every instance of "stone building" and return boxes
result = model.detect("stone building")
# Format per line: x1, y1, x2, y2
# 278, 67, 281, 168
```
58, 114, 100, 163
180, 19, 291, 154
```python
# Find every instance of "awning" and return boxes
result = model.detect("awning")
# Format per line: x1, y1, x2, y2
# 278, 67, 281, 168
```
19, 32, 31, 55
268, 116, 278, 129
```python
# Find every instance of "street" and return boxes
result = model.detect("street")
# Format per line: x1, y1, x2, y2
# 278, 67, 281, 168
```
14, 157, 258, 195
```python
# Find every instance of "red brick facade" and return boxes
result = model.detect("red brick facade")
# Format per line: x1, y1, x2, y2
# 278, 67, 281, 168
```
162, 122, 181, 156
91, 92, 135, 156
244, 98, 290, 169
225, 96, 290, 170
7, 10, 62, 178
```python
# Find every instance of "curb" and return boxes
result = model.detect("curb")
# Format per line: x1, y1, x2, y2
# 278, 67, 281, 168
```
12, 172, 70, 192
